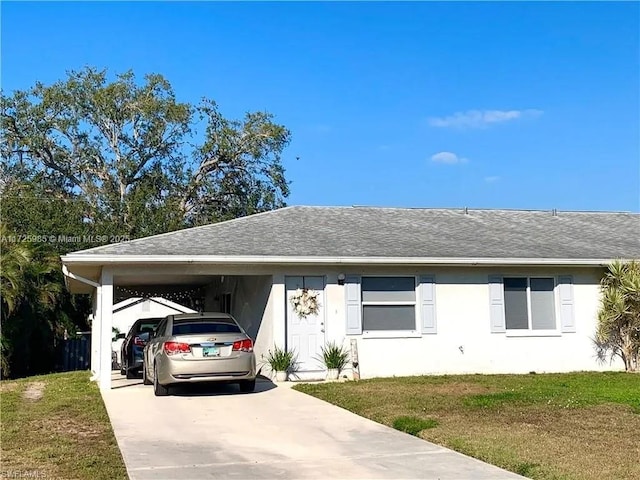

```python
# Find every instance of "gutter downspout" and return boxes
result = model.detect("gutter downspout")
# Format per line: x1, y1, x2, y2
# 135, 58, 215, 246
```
62, 264, 101, 380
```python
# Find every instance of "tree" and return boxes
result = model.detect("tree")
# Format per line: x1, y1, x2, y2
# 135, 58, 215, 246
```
1, 176, 97, 254
181, 100, 290, 225
595, 260, 640, 372
0, 224, 76, 378
1, 67, 292, 235
0, 224, 32, 317
0, 67, 293, 377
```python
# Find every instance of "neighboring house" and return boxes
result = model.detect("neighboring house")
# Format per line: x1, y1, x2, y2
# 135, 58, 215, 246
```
110, 297, 196, 369
61, 206, 640, 390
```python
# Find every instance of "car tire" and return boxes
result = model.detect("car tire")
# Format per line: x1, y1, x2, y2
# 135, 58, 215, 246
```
153, 363, 169, 396
239, 379, 256, 393
142, 362, 152, 385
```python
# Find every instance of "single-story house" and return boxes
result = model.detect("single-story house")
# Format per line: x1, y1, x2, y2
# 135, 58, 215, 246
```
61, 206, 640, 390
109, 297, 196, 369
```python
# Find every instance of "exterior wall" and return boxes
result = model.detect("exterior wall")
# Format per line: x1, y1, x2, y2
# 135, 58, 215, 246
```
88, 263, 617, 387
201, 275, 275, 373
271, 265, 620, 378
230, 276, 274, 372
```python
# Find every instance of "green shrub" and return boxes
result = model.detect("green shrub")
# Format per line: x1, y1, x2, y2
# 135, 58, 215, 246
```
318, 341, 350, 371
263, 346, 296, 372
392, 416, 439, 435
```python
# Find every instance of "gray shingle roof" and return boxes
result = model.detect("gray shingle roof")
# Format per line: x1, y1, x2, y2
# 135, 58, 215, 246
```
68, 206, 640, 260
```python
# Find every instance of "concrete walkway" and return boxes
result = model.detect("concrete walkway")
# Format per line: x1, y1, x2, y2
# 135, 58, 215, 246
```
103, 374, 525, 480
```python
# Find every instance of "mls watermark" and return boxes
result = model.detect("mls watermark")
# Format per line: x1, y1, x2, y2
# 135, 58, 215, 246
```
0, 470, 48, 479
0, 234, 130, 244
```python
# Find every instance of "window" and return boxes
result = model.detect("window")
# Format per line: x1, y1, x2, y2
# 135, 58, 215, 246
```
361, 277, 417, 331
504, 277, 556, 331
172, 322, 241, 335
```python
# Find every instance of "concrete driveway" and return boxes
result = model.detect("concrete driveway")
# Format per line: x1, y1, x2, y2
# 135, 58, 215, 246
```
103, 374, 524, 480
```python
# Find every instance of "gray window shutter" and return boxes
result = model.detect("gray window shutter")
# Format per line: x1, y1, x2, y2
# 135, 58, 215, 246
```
558, 276, 576, 333
488, 275, 506, 333
420, 275, 437, 334
345, 275, 362, 335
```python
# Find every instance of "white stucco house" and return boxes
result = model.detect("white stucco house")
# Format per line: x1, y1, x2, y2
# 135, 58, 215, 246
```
61, 206, 640, 390
110, 297, 196, 369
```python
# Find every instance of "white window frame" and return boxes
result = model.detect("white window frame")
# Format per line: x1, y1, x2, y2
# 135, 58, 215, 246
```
361, 275, 421, 338
504, 276, 561, 337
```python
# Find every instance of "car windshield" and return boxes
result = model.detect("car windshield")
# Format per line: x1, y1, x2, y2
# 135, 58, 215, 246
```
172, 321, 241, 336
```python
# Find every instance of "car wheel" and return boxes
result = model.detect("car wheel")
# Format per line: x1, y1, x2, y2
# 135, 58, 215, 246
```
153, 363, 169, 396
142, 361, 152, 385
239, 379, 256, 393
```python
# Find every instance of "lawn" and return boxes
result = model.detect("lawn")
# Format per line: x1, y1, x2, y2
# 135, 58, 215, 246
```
0, 371, 127, 480
294, 372, 640, 480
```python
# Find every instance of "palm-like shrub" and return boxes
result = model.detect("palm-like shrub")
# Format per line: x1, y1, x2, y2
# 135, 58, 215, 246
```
1, 229, 64, 378
264, 346, 296, 372
595, 260, 640, 372
319, 341, 350, 372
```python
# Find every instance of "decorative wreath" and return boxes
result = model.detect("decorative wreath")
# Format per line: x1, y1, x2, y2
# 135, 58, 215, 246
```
290, 288, 320, 319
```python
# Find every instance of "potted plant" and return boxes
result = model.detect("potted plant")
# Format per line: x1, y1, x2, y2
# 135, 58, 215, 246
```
263, 346, 296, 382
319, 341, 350, 380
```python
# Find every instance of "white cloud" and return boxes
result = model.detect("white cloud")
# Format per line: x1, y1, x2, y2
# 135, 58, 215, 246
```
484, 176, 501, 183
428, 109, 543, 129
430, 151, 468, 164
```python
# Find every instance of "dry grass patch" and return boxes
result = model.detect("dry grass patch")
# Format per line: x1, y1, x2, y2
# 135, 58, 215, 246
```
44, 414, 105, 440
0, 381, 19, 393
294, 372, 640, 480
22, 381, 46, 401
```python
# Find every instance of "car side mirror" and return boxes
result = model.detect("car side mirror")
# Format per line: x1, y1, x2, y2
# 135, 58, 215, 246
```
116, 333, 126, 340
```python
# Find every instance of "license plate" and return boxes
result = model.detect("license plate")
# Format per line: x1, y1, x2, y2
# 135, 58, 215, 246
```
203, 346, 219, 357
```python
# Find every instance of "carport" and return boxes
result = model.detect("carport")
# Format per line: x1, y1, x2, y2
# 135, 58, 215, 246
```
62, 258, 281, 390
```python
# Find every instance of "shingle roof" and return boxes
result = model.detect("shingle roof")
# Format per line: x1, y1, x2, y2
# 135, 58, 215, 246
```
67, 206, 640, 260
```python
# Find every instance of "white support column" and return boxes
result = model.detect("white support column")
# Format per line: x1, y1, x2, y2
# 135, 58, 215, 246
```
99, 268, 114, 390
90, 287, 101, 378
272, 274, 286, 349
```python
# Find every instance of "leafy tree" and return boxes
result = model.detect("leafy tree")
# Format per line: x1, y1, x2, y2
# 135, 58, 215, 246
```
1, 176, 96, 254
181, 101, 290, 224
595, 260, 640, 372
0, 67, 293, 377
0, 224, 85, 378
0, 224, 32, 317
1, 67, 292, 235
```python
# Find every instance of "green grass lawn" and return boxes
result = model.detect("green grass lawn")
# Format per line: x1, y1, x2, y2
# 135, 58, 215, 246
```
1, 371, 127, 480
294, 372, 640, 480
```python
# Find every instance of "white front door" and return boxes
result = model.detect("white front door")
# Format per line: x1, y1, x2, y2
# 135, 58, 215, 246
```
286, 276, 325, 373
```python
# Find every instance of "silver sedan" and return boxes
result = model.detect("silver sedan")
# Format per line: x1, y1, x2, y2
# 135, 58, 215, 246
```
143, 313, 257, 396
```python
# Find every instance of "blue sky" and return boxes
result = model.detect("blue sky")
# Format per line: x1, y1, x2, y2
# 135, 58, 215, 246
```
2, 1, 639, 212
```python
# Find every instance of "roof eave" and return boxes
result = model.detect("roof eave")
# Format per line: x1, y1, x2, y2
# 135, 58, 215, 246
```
60, 254, 617, 267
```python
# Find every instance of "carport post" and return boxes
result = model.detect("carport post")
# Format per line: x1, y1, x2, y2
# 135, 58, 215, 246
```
99, 268, 113, 390
90, 287, 101, 377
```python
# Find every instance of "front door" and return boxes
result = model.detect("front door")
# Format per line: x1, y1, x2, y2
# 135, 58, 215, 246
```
286, 276, 325, 374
